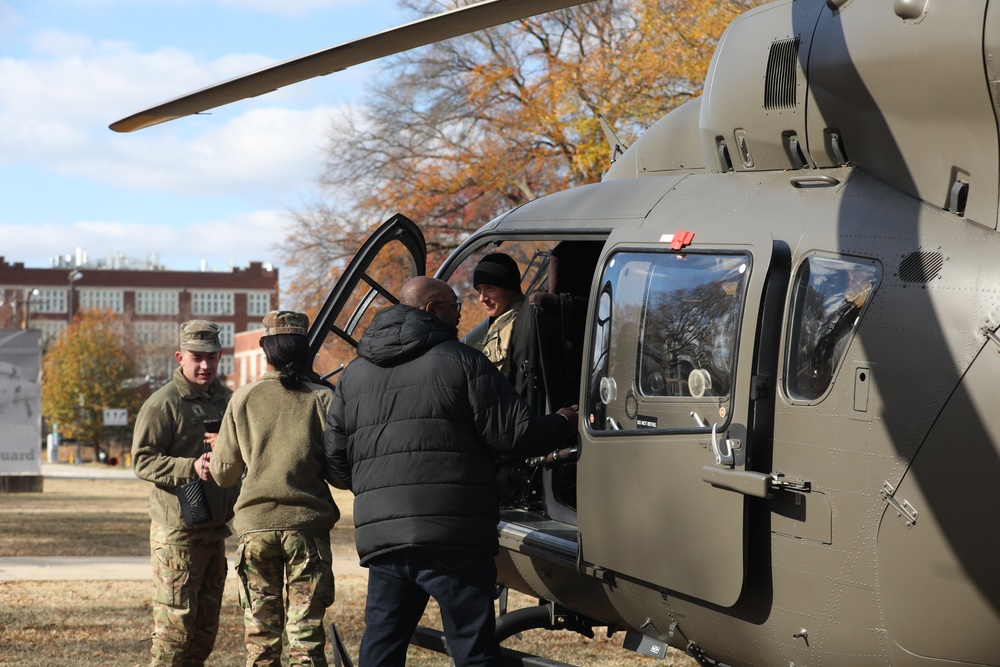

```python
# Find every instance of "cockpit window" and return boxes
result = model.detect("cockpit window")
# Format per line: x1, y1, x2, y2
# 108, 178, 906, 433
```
587, 251, 749, 433
785, 255, 881, 402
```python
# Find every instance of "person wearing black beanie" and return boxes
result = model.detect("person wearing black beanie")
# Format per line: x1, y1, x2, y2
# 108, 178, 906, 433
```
472, 253, 524, 374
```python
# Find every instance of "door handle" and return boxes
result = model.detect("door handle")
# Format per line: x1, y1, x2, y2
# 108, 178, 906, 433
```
701, 466, 771, 498
701, 467, 812, 498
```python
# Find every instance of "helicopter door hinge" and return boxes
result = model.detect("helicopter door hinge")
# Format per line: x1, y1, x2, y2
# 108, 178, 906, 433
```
750, 374, 771, 400
881, 481, 918, 528
578, 560, 610, 581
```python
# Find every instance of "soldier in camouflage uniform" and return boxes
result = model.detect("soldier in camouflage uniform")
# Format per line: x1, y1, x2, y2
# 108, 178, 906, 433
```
210, 311, 340, 667
132, 320, 239, 667
473, 253, 524, 375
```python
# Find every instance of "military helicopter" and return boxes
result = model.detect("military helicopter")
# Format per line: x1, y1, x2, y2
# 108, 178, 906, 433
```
112, 0, 1000, 665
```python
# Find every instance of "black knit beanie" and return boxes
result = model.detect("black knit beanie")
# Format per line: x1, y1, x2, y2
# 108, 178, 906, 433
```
473, 253, 521, 292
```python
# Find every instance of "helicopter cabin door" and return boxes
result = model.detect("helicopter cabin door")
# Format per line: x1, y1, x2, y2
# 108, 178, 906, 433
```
307, 213, 426, 380
577, 229, 780, 607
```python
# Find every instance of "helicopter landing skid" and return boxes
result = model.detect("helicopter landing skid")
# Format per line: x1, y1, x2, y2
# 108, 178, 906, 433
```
410, 624, 579, 667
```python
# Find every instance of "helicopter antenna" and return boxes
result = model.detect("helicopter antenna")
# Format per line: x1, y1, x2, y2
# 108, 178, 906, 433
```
598, 113, 627, 164
111, 0, 591, 133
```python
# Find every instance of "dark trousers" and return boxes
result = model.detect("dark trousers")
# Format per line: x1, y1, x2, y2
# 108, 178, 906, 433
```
358, 550, 501, 667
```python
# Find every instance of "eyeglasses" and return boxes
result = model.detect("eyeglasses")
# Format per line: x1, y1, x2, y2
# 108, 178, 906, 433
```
428, 300, 462, 312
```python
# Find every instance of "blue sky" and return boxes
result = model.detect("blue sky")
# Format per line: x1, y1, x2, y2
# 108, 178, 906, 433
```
0, 0, 414, 272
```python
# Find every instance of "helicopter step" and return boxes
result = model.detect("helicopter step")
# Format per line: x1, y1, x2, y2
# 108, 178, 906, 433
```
497, 511, 581, 570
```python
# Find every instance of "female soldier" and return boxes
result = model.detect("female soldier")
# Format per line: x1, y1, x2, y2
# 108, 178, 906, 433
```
210, 310, 339, 667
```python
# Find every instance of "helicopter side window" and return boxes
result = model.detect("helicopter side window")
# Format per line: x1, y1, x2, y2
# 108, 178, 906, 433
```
785, 255, 881, 402
586, 251, 749, 432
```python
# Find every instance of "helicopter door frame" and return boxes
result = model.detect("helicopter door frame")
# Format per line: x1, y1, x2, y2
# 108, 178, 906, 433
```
307, 213, 426, 367
577, 228, 776, 608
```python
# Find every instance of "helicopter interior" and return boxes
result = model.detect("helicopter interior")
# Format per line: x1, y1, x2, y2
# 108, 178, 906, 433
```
445, 237, 601, 521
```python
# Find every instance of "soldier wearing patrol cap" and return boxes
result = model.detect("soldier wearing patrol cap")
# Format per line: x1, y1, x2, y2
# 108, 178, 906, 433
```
210, 311, 340, 667
132, 319, 239, 667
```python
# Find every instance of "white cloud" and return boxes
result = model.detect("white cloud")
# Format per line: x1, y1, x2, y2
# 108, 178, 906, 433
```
98, 105, 338, 196
0, 209, 289, 271
0, 4, 393, 273
0, 28, 345, 200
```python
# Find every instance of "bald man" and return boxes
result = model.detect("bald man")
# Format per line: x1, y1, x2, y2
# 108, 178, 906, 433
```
325, 276, 577, 667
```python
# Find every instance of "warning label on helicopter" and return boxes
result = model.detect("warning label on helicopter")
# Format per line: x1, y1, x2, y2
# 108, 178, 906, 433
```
636, 415, 658, 429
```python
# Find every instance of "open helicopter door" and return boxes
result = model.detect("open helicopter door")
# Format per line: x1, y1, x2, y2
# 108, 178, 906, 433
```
307, 213, 426, 381
577, 226, 781, 608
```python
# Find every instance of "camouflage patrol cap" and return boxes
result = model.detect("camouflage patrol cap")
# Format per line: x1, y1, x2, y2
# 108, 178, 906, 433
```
262, 310, 309, 337
179, 320, 222, 352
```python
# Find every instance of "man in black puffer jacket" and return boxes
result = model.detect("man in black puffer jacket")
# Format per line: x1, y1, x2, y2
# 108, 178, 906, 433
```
325, 276, 577, 667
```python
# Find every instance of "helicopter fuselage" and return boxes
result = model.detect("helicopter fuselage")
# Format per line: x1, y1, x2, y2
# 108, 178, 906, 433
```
431, 1, 1000, 664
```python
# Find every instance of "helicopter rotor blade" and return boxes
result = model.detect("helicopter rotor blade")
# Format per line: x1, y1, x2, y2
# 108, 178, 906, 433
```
110, 0, 590, 133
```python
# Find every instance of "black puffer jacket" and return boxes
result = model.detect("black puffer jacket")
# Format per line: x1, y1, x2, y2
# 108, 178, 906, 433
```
325, 304, 572, 565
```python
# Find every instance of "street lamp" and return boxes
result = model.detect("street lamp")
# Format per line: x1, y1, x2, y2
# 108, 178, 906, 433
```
67, 270, 83, 324
23, 288, 39, 329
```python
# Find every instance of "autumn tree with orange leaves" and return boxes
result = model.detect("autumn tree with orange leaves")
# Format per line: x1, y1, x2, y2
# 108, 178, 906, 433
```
280, 0, 763, 314
41, 310, 145, 450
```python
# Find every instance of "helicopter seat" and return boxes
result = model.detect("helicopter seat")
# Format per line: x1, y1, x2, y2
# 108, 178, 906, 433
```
507, 244, 595, 412
504, 245, 599, 522
521, 291, 585, 411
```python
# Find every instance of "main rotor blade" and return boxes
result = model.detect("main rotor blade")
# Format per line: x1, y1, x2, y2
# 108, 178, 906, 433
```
110, 0, 590, 133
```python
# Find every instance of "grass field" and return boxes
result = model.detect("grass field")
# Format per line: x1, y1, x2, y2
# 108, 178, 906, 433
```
0, 475, 697, 666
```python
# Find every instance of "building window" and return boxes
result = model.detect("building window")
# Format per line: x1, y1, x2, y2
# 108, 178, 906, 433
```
32, 289, 67, 314
247, 292, 270, 316
136, 290, 179, 315
136, 322, 177, 347
192, 291, 234, 316
247, 323, 264, 332
219, 323, 234, 349
37, 320, 66, 346
139, 356, 175, 380
79, 289, 124, 313
218, 355, 235, 378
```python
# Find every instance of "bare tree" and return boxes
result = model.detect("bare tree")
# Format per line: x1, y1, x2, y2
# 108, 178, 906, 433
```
280, 0, 760, 310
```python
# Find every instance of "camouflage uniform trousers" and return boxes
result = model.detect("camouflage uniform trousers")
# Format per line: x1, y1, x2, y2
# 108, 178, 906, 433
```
149, 522, 229, 667
236, 530, 336, 667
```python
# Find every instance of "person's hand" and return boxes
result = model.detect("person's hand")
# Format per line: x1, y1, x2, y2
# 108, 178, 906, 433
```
556, 404, 579, 432
194, 452, 213, 482
204, 432, 218, 450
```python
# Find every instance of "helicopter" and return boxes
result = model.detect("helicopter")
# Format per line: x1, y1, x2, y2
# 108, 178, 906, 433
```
112, 0, 1000, 665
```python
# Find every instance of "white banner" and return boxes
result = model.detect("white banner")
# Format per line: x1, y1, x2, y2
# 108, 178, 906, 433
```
103, 409, 128, 426
0, 329, 43, 475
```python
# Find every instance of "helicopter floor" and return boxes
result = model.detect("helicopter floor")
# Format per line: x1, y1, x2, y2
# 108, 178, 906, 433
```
498, 510, 580, 566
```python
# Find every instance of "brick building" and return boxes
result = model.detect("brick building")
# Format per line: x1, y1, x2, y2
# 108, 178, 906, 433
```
0, 255, 279, 387
234, 328, 267, 388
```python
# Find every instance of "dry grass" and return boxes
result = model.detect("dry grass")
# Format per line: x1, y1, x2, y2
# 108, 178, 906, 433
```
0, 477, 697, 666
